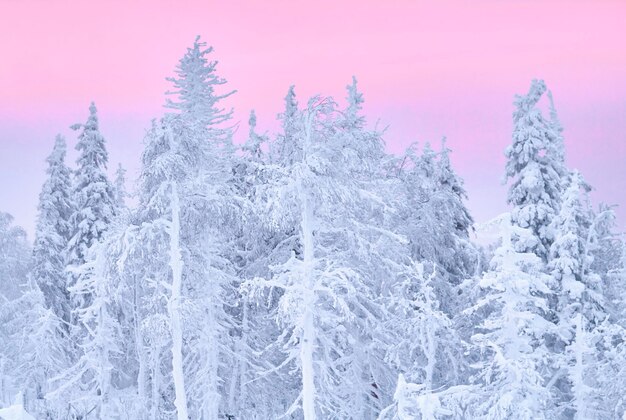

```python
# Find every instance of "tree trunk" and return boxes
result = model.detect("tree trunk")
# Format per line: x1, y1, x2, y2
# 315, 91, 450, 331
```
299, 109, 318, 420
168, 181, 189, 420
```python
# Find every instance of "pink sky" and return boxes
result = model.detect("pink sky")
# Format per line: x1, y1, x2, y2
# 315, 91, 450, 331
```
1, 0, 625, 237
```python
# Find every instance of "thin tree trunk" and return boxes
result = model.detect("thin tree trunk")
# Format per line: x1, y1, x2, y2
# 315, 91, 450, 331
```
300, 110, 317, 420
150, 348, 162, 420
168, 181, 189, 420
572, 312, 586, 420
228, 301, 249, 416
203, 300, 220, 419
134, 274, 148, 419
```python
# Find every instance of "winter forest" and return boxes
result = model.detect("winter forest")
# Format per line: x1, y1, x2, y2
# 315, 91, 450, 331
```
0, 37, 625, 420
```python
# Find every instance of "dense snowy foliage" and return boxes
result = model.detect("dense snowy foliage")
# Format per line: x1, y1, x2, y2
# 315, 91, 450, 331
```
0, 38, 624, 419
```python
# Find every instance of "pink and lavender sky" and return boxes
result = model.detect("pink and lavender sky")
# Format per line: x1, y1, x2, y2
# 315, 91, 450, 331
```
1, 0, 625, 238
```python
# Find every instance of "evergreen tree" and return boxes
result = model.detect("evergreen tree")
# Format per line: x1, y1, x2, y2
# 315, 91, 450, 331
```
114, 163, 128, 209
66, 102, 117, 302
18, 285, 70, 418
549, 172, 590, 312
242, 110, 268, 163
165, 35, 235, 140
505, 79, 566, 260
435, 139, 476, 279
32, 135, 74, 325
547, 172, 595, 417
388, 140, 477, 319
0, 213, 32, 406
468, 216, 556, 419
588, 203, 622, 317
547, 90, 566, 165
0, 280, 69, 418
0, 212, 31, 301
47, 235, 124, 418
270, 85, 301, 165
132, 37, 240, 419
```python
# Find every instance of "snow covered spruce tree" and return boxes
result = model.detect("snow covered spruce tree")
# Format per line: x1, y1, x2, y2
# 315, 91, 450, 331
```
463, 80, 626, 419
588, 204, 624, 319
387, 143, 439, 267
270, 85, 300, 166
246, 80, 407, 419
131, 37, 240, 419
0, 275, 72, 418
9, 283, 71, 417
387, 140, 477, 315
548, 172, 591, 315
499, 82, 571, 414
47, 235, 125, 418
242, 109, 268, 163
0, 212, 31, 301
546, 172, 597, 417
377, 141, 476, 412
505, 79, 567, 261
463, 82, 565, 418
32, 135, 74, 326
594, 236, 626, 418
548, 173, 626, 418
0, 214, 67, 417
0, 212, 32, 405
467, 215, 557, 419
40, 105, 125, 417
114, 163, 128, 209
434, 139, 477, 281
66, 102, 118, 316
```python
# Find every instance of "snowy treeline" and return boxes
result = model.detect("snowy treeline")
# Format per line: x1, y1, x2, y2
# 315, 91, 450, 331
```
1, 38, 625, 419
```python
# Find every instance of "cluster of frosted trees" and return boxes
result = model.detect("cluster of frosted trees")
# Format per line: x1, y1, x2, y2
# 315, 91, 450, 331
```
1, 38, 625, 419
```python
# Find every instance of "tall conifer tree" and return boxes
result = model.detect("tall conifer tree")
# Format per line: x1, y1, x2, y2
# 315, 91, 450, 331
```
67, 102, 117, 291
505, 79, 566, 260
33, 135, 74, 324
